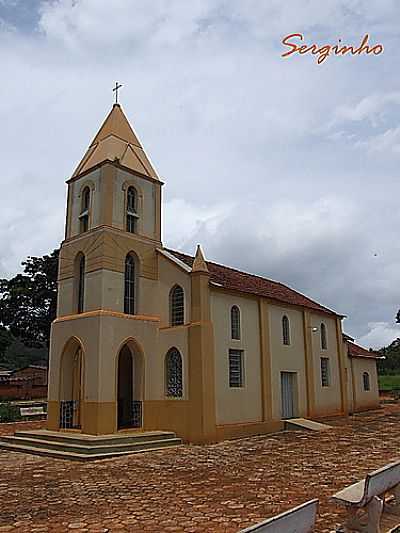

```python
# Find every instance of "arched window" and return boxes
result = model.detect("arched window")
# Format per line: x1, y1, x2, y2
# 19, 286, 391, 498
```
231, 305, 241, 340
126, 186, 138, 233
77, 255, 85, 314
124, 254, 136, 315
282, 315, 290, 345
165, 348, 183, 397
321, 323, 327, 350
363, 372, 370, 391
79, 187, 90, 233
170, 285, 184, 326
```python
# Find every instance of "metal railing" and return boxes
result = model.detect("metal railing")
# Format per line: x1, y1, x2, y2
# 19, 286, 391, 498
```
60, 400, 81, 429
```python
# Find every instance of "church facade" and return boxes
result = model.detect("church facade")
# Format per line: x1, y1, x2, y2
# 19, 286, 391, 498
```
47, 104, 379, 443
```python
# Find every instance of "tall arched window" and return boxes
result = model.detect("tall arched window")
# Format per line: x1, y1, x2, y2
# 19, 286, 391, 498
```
363, 372, 370, 391
126, 186, 138, 233
79, 187, 90, 233
77, 255, 85, 314
321, 323, 327, 350
170, 285, 184, 326
231, 305, 241, 340
165, 348, 183, 397
124, 254, 136, 315
282, 315, 290, 345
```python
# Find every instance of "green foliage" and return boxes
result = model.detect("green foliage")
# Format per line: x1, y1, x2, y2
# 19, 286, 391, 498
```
378, 374, 400, 391
377, 338, 400, 375
0, 403, 22, 423
0, 327, 12, 361
0, 250, 59, 349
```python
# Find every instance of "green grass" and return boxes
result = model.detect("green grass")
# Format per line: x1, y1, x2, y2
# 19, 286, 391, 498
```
378, 374, 400, 391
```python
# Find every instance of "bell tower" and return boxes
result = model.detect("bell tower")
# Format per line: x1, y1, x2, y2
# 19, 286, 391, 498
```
47, 103, 164, 434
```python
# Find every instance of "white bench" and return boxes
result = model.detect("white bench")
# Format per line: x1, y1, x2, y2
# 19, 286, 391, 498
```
239, 499, 319, 532
20, 406, 46, 417
332, 460, 400, 532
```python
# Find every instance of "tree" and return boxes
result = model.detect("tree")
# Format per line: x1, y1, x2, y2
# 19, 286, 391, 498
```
377, 338, 400, 375
0, 326, 12, 366
0, 249, 59, 349
396, 309, 400, 324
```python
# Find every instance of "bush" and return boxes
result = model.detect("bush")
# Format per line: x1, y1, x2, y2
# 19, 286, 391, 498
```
0, 403, 22, 423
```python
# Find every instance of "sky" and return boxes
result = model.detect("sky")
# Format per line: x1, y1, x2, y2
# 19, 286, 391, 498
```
0, 0, 399, 348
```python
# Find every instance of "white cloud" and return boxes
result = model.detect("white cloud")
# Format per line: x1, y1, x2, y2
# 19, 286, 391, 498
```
357, 322, 400, 350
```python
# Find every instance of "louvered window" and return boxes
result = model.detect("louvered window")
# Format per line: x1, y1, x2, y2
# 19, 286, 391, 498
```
231, 306, 241, 340
124, 254, 135, 315
321, 323, 327, 350
282, 315, 290, 345
77, 255, 85, 314
126, 186, 138, 233
363, 372, 370, 391
170, 285, 184, 326
166, 348, 183, 397
79, 187, 90, 233
229, 349, 244, 388
321, 357, 330, 387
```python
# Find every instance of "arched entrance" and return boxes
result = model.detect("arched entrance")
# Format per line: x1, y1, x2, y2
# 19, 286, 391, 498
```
117, 342, 143, 429
59, 337, 84, 429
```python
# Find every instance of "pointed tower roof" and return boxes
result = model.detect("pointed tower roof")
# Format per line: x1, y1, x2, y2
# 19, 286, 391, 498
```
192, 245, 209, 273
71, 104, 159, 181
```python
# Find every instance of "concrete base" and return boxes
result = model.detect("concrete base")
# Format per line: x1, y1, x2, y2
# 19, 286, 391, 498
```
0, 429, 182, 461
284, 418, 332, 432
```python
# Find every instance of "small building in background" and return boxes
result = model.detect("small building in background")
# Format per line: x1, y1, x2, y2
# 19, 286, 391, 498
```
0, 365, 48, 400
343, 335, 380, 413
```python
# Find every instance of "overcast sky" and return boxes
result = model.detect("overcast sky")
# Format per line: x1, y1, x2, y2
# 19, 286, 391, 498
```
0, 0, 399, 348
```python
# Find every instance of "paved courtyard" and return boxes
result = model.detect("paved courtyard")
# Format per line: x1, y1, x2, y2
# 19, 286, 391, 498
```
0, 405, 399, 532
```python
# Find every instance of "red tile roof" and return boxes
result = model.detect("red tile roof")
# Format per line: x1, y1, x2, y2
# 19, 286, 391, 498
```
167, 248, 340, 317
347, 341, 378, 359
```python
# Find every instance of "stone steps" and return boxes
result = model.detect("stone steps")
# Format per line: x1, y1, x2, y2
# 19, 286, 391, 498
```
0, 430, 182, 461
284, 418, 332, 432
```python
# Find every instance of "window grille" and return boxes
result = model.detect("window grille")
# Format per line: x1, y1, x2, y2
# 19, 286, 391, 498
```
321, 357, 330, 387
231, 306, 241, 340
229, 349, 244, 388
79, 187, 90, 233
363, 372, 370, 391
282, 315, 290, 345
126, 186, 138, 233
170, 285, 184, 326
321, 323, 327, 350
124, 254, 135, 314
77, 255, 85, 314
165, 348, 183, 397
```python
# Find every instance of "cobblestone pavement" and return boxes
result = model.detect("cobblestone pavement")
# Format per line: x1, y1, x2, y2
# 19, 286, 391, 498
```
0, 406, 400, 532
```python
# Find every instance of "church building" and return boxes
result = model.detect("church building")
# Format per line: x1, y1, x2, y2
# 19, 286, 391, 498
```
45, 103, 380, 444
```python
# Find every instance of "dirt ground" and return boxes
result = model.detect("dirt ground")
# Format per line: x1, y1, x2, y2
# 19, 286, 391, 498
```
0, 406, 400, 532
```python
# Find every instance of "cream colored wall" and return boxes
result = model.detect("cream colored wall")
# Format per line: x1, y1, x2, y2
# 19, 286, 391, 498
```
351, 357, 380, 411
57, 279, 74, 317
269, 305, 308, 420
343, 343, 354, 413
48, 316, 101, 402
211, 291, 263, 425
157, 255, 191, 327
113, 169, 156, 239
310, 315, 342, 416
69, 169, 101, 238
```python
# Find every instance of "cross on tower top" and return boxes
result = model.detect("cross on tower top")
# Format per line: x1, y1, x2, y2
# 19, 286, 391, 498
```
113, 82, 123, 105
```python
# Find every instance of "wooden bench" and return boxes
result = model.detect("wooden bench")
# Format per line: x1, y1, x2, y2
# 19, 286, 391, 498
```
239, 499, 319, 532
20, 406, 46, 417
332, 460, 400, 532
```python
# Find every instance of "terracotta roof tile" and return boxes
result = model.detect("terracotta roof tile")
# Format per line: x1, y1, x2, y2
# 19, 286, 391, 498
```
167, 248, 340, 316
347, 341, 378, 359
